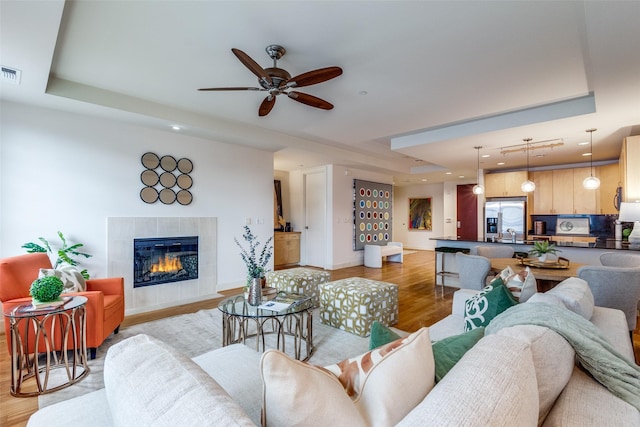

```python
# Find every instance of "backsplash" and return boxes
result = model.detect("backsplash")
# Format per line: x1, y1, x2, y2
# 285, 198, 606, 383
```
529, 214, 618, 238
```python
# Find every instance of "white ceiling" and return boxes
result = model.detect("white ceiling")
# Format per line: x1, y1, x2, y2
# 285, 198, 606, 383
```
2, 1, 639, 186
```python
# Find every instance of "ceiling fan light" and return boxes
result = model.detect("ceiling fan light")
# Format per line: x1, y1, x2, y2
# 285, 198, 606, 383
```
521, 180, 536, 193
583, 175, 601, 190
473, 184, 484, 195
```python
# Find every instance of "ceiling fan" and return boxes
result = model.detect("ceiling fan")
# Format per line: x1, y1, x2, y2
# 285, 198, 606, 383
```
199, 45, 343, 117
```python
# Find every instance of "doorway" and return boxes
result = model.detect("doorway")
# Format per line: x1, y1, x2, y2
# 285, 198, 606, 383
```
456, 184, 478, 240
304, 170, 327, 268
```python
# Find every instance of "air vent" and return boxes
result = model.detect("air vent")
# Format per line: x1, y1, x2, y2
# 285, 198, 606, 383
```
1, 66, 22, 85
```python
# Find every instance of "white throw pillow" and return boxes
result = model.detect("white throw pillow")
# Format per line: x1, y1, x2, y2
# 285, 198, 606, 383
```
498, 265, 537, 302
261, 327, 435, 427
546, 277, 594, 320
38, 263, 86, 293
526, 292, 566, 308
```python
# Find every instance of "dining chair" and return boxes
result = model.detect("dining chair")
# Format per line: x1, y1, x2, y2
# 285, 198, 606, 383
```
577, 265, 640, 335
476, 246, 515, 259
456, 253, 491, 291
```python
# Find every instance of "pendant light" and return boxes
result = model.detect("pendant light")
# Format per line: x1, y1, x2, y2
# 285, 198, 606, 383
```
583, 128, 600, 190
520, 138, 536, 193
472, 146, 484, 195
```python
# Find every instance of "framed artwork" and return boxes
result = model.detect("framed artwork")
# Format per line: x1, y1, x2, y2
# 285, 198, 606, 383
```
409, 198, 432, 231
353, 179, 393, 250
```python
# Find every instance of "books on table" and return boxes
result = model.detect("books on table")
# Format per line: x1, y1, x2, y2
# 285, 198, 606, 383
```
257, 293, 310, 313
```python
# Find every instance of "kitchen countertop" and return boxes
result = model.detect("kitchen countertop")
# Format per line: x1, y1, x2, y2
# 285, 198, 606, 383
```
431, 237, 633, 251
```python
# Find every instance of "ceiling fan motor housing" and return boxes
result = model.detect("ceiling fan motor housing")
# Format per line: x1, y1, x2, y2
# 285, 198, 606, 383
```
261, 67, 291, 89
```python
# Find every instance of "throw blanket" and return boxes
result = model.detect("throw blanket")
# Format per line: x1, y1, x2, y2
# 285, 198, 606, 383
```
485, 303, 640, 411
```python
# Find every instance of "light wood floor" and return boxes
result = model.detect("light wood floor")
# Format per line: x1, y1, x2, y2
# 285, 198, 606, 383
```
1, 250, 638, 426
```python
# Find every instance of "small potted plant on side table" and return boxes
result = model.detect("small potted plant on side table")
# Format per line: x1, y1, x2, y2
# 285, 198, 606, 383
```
528, 240, 560, 263
234, 225, 273, 306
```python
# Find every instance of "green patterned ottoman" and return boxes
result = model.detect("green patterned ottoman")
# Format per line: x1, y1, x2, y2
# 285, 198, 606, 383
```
319, 277, 399, 337
266, 268, 331, 307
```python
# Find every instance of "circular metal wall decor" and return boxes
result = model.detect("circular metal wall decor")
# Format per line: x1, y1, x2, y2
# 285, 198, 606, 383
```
177, 158, 193, 174
139, 152, 193, 205
176, 189, 193, 205
160, 155, 177, 172
141, 152, 160, 169
140, 186, 159, 204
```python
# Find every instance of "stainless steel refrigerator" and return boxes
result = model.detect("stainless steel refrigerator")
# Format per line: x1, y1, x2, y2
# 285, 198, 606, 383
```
484, 198, 527, 242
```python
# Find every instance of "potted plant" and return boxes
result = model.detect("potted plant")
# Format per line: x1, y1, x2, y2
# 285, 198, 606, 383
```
22, 231, 92, 279
234, 225, 273, 305
528, 240, 560, 262
30, 276, 65, 306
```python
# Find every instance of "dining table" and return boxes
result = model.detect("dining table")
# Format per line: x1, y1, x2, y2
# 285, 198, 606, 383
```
489, 257, 587, 292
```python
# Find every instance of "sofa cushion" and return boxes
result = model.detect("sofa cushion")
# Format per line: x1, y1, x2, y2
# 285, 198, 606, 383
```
432, 327, 485, 382
397, 334, 539, 427
546, 277, 594, 320
543, 367, 640, 427
261, 327, 434, 427
495, 324, 575, 423
104, 334, 255, 427
368, 320, 401, 350
526, 292, 566, 308
464, 278, 518, 331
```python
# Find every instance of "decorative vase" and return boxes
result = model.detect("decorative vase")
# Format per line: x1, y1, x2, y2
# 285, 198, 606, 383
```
538, 254, 548, 263
247, 278, 262, 306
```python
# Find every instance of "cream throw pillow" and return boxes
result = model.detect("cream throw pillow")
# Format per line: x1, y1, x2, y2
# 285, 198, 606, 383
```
260, 327, 434, 427
38, 263, 86, 293
498, 265, 536, 302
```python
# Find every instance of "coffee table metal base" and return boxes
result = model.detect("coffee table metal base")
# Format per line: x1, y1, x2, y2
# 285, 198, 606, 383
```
220, 295, 314, 361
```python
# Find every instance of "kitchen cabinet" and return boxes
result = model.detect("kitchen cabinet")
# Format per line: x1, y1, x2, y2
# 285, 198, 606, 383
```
596, 163, 620, 214
532, 168, 597, 214
484, 171, 528, 197
274, 231, 301, 267
620, 135, 640, 202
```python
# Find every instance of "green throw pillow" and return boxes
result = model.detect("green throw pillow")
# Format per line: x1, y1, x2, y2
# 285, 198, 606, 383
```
369, 321, 401, 350
432, 327, 485, 382
464, 278, 518, 332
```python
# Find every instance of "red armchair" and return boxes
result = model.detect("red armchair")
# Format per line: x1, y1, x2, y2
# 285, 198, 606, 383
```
0, 253, 124, 359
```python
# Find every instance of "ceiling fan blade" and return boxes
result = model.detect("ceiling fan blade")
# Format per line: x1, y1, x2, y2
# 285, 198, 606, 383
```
198, 87, 261, 91
231, 48, 272, 86
286, 67, 343, 88
287, 91, 334, 110
259, 95, 276, 116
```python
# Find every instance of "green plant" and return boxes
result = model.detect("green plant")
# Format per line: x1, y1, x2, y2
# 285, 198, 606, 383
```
234, 225, 273, 282
528, 240, 560, 257
30, 276, 64, 302
22, 231, 92, 279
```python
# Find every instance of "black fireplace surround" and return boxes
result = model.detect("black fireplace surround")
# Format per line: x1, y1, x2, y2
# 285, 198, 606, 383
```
133, 236, 198, 288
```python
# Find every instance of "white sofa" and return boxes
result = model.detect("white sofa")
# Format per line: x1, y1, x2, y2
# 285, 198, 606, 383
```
364, 242, 403, 268
28, 282, 639, 427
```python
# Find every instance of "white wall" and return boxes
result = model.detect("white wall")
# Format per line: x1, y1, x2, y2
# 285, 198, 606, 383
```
393, 183, 446, 250
1, 101, 275, 311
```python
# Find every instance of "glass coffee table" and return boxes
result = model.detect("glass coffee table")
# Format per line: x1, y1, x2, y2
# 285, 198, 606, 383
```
218, 291, 314, 361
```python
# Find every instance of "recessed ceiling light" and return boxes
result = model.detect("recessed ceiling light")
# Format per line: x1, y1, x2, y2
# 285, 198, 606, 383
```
171, 125, 181, 131
481, 154, 491, 158
497, 162, 505, 165
582, 152, 592, 157
578, 141, 589, 146
421, 179, 427, 182
445, 172, 452, 175
458, 175, 465, 179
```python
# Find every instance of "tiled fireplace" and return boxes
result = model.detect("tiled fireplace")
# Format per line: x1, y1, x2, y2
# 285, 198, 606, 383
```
108, 217, 218, 315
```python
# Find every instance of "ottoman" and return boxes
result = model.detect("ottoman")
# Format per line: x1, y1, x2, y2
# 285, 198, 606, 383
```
319, 277, 399, 337
266, 267, 331, 307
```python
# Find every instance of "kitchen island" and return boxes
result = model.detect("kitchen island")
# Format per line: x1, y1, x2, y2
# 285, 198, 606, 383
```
431, 237, 636, 289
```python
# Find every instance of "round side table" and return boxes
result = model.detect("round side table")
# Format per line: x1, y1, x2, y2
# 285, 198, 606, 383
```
3, 296, 90, 397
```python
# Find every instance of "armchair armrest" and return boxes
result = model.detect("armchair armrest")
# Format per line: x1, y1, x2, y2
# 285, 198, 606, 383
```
86, 277, 124, 296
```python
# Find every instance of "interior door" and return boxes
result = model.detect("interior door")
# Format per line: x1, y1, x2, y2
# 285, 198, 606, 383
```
456, 184, 478, 240
304, 170, 326, 268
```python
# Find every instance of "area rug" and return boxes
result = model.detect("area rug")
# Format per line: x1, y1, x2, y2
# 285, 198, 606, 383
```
38, 307, 371, 408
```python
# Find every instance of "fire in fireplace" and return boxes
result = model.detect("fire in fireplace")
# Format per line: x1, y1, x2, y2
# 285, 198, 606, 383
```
133, 236, 198, 288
